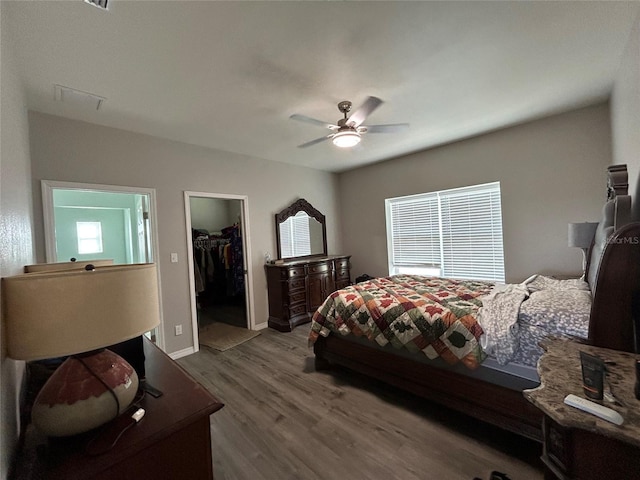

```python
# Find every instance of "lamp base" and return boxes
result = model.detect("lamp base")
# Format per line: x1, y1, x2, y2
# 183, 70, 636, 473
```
32, 349, 138, 437
580, 248, 589, 280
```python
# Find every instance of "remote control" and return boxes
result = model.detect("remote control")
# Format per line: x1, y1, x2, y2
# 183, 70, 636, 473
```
564, 394, 624, 425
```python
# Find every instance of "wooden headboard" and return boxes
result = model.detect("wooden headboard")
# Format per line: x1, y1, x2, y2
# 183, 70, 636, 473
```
585, 164, 640, 353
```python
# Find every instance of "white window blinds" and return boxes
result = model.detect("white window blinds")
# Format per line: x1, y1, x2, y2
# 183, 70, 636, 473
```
386, 182, 505, 282
291, 213, 311, 256
279, 212, 311, 257
388, 194, 440, 268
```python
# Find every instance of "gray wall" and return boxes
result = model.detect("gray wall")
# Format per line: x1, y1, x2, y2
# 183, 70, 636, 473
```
28, 112, 342, 355
612, 12, 640, 220
189, 197, 237, 234
338, 104, 612, 283
0, 2, 35, 477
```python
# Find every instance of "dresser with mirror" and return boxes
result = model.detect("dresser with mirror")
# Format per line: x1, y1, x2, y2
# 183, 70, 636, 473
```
265, 199, 351, 331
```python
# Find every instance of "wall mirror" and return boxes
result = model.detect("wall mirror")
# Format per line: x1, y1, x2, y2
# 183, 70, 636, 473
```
275, 198, 327, 260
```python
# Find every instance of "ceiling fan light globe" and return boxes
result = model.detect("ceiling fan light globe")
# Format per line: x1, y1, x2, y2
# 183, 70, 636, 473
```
332, 130, 361, 148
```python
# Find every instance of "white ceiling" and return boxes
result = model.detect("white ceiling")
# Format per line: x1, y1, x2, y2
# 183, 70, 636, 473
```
5, 1, 640, 173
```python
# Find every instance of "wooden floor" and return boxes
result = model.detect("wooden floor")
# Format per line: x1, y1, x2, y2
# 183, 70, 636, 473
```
178, 326, 544, 480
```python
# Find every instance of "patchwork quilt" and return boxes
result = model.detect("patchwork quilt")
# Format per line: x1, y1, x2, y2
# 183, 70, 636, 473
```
309, 275, 494, 369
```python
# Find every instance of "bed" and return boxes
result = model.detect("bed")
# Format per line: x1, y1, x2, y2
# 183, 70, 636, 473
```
309, 165, 640, 441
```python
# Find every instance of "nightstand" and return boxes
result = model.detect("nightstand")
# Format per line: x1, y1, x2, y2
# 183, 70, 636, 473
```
524, 338, 640, 479
12, 338, 224, 480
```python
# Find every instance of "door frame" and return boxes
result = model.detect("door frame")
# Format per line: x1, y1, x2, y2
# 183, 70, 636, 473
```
184, 191, 255, 353
41, 180, 165, 350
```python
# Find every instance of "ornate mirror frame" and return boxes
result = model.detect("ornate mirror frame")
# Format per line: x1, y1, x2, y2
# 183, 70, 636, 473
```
275, 198, 327, 260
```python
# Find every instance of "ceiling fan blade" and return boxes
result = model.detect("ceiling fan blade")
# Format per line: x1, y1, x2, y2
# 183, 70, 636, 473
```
347, 96, 383, 127
290, 114, 338, 130
362, 123, 410, 134
297, 134, 334, 148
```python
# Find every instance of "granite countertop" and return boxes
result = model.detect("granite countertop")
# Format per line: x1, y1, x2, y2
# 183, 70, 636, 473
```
524, 338, 640, 447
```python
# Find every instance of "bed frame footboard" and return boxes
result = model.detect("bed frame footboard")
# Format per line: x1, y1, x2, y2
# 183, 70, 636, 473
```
313, 334, 543, 441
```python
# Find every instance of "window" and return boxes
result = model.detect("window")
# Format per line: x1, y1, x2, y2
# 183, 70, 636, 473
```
76, 221, 104, 254
385, 182, 505, 282
279, 212, 311, 257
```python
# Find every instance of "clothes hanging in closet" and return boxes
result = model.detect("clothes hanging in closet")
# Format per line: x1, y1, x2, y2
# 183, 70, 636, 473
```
221, 224, 244, 297
192, 225, 244, 301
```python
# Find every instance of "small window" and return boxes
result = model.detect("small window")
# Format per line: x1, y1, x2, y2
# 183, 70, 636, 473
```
385, 182, 505, 282
76, 221, 103, 254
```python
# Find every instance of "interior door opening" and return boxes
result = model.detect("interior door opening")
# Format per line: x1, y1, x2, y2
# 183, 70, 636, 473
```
41, 180, 164, 349
185, 192, 255, 352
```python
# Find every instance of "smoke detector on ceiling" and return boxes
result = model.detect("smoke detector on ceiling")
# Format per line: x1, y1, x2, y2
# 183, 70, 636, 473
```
54, 84, 106, 111
84, 0, 109, 10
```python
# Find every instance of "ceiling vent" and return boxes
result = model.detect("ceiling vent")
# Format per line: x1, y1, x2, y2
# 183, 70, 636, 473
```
54, 84, 106, 110
84, 0, 109, 11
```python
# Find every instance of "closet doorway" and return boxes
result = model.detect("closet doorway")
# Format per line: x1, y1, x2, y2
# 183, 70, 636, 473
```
184, 192, 255, 352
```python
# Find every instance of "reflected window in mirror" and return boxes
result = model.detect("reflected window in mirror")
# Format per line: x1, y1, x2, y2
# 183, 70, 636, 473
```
279, 212, 312, 258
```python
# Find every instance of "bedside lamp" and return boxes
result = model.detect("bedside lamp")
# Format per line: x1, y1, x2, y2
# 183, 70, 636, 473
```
568, 222, 598, 278
2, 263, 160, 437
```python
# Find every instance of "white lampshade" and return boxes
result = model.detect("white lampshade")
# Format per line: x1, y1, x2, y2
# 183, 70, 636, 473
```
3, 263, 160, 361
332, 130, 361, 148
568, 222, 599, 249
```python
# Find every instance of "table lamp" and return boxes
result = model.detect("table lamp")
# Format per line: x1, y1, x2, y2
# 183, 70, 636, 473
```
2, 263, 160, 437
568, 222, 599, 278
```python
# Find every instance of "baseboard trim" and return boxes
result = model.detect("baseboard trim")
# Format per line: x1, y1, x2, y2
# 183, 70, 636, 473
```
169, 346, 196, 360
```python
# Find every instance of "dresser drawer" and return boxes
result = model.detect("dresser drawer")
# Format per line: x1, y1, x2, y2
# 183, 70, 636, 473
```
308, 263, 330, 274
336, 268, 350, 280
288, 290, 307, 305
335, 257, 350, 269
285, 266, 306, 279
288, 303, 307, 319
288, 277, 306, 291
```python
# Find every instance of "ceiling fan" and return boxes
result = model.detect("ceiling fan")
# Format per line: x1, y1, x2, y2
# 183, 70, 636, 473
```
290, 96, 409, 149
